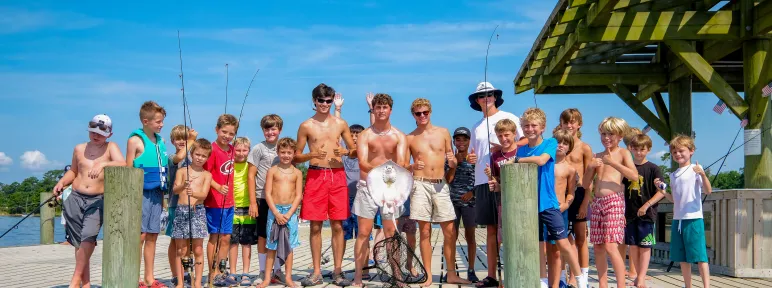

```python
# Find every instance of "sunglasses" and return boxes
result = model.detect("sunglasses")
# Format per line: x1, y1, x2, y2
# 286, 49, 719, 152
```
413, 111, 430, 117
89, 121, 111, 132
477, 93, 495, 99
316, 98, 333, 104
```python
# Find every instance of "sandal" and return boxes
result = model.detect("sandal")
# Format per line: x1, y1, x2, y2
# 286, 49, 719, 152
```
475, 276, 499, 288
332, 273, 352, 287
139, 281, 148, 288
149, 280, 169, 288
300, 274, 324, 287
240, 275, 251, 286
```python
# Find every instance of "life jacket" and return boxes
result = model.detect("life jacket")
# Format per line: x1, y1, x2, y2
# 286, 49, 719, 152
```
130, 128, 169, 190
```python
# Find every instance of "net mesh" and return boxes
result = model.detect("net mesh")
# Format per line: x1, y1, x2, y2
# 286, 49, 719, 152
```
372, 230, 427, 288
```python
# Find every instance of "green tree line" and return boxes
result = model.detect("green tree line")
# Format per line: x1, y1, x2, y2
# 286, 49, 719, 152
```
656, 152, 744, 190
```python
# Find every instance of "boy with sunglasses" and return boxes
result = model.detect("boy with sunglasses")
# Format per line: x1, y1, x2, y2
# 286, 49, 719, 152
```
294, 83, 357, 287
54, 114, 126, 288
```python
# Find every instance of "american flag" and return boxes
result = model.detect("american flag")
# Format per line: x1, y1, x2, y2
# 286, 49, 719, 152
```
713, 100, 726, 114
763, 81, 772, 97
741, 117, 748, 128
642, 125, 651, 134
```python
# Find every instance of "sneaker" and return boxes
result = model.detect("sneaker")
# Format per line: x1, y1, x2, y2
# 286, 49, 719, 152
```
576, 275, 588, 288
332, 273, 352, 287
467, 270, 479, 283
300, 274, 324, 287
251, 271, 266, 286
171, 277, 179, 286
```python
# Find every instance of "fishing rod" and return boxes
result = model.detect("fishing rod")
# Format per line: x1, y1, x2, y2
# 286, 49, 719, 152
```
176, 30, 197, 284
208, 67, 260, 287
482, 24, 504, 285
0, 165, 70, 241
225, 63, 229, 114
666, 123, 772, 272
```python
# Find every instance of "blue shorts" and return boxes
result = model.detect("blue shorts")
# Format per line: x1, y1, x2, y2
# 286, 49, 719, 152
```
141, 188, 164, 233
206, 207, 235, 234
625, 220, 656, 248
265, 204, 301, 250
670, 218, 708, 263
543, 210, 569, 244
539, 208, 568, 242
343, 196, 359, 240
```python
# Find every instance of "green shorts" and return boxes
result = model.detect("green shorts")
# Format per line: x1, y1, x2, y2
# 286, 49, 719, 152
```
669, 218, 708, 263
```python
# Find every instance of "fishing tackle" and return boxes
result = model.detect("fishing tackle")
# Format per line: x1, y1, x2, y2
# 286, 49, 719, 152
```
208, 67, 260, 287
177, 30, 197, 286
0, 165, 70, 240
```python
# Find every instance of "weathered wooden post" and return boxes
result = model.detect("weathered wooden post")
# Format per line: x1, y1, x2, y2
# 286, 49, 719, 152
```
39, 192, 54, 245
102, 167, 143, 288
500, 163, 539, 287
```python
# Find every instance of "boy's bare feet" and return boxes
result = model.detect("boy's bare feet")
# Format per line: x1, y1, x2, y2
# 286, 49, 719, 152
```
446, 274, 472, 285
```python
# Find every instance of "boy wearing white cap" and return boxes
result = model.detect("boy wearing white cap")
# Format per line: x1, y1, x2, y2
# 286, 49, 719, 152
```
466, 82, 524, 287
53, 114, 126, 288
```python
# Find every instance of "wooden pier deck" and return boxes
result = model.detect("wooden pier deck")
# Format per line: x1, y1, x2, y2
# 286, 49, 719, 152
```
1, 226, 770, 287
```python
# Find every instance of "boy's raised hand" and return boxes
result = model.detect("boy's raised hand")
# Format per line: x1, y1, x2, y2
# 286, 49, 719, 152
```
484, 163, 492, 179
488, 178, 499, 192
601, 153, 616, 165
312, 143, 328, 159
693, 161, 705, 176
466, 148, 477, 164
188, 128, 198, 140
334, 93, 344, 108
446, 150, 456, 166
366, 92, 374, 109
333, 141, 348, 157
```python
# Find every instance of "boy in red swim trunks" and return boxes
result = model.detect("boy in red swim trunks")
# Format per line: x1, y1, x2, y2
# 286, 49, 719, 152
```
293, 83, 357, 287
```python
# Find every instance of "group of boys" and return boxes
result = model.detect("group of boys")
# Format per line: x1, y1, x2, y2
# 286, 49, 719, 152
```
52, 80, 713, 288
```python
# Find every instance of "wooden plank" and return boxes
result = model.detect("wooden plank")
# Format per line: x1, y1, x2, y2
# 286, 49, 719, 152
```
587, 0, 621, 27
572, 42, 650, 64
556, 63, 666, 74
569, 0, 595, 8
668, 76, 691, 168
546, 33, 580, 75
636, 83, 663, 101
578, 11, 741, 42
551, 21, 579, 36
560, 6, 589, 23
755, 0, 772, 35
501, 163, 540, 286
535, 48, 557, 60
651, 92, 670, 126
542, 34, 570, 49
525, 67, 546, 78
538, 72, 667, 87
669, 40, 743, 82
609, 83, 672, 141
666, 40, 749, 119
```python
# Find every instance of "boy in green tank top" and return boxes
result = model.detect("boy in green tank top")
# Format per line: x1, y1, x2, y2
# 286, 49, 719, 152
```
126, 101, 170, 288
228, 137, 257, 285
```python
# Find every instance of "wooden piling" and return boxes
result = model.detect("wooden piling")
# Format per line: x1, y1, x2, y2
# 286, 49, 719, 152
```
500, 163, 539, 287
102, 167, 143, 288
39, 192, 54, 245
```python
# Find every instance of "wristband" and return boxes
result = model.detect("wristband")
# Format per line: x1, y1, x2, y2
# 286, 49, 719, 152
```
515, 156, 520, 163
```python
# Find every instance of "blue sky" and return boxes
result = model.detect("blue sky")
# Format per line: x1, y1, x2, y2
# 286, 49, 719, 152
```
0, 1, 749, 184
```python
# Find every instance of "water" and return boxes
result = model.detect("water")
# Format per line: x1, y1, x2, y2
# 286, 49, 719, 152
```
0, 215, 103, 247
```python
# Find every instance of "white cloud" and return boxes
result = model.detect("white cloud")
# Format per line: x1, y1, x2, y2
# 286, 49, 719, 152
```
0, 152, 12, 168
0, 6, 102, 34
654, 150, 668, 159
19, 150, 57, 171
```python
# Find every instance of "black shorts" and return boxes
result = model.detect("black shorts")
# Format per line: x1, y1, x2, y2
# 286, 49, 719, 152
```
624, 219, 656, 248
255, 198, 270, 239
231, 223, 258, 245
568, 186, 588, 223
539, 208, 568, 242
474, 184, 500, 226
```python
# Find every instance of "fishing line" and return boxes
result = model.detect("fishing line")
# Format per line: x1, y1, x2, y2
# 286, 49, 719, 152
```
177, 30, 197, 282
209, 67, 260, 285
0, 165, 70, 240
482, 24, 504, 285
225, 63, 229, 114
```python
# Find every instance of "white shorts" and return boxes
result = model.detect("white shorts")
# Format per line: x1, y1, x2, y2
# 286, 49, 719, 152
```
409, 178, 456, 223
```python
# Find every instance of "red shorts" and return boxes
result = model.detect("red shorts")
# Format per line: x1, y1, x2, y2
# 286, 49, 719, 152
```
300, 166, 349, 221
590, 192, 625, 244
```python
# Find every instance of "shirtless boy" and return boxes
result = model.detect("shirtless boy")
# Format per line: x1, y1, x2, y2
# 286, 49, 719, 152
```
549, 128, 577, 287
351, 93, 409, 287
54, 114, 126, 288
406, 98, 469, 286
559, 109, 593, 286
583, 117, 639, 288
172, 139, 213, 288
294, 83, 356, 287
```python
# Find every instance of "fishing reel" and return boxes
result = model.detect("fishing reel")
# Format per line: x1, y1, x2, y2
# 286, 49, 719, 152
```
218, 258, 228, 274
181, 255, 194, 275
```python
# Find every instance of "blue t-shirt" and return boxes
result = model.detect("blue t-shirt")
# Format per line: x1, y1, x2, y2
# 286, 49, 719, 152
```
516, 137, 559, 213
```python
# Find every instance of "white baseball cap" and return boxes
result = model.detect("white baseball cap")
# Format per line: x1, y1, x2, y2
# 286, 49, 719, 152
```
88, 114, 113, 137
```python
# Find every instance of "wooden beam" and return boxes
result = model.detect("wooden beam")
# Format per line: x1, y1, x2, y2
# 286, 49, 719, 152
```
572, 42, 650, 64
651, 92, 670, 125
612, 0, 694, 11
587, 0, 621, 27
636, 83, 663, 101
516, 84, 533, 94
543, 34, 570, 49
569, 0, 596, 8
742, 36, 771, 188
577, 11, 741, 42
560, 6, 590, 23
665, 40, 749, 119
552, 21, 579, 36
525, 67, 546, 78
547, 33, 580, 75
608, 84, 671, 141
668, 77, 691, 168
535, 48, 557, 60
538, 72, 666, 87
669, 40, 743, 82
556, 63, 666, 74
753, 0, 772, 35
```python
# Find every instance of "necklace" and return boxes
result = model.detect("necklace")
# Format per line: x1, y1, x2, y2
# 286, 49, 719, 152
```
278, 166, 294, 174
372, 125, 393, 136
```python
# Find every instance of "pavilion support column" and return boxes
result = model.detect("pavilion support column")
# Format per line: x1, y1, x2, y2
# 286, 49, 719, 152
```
668, 76, 692, 170
742, 38, 771, 188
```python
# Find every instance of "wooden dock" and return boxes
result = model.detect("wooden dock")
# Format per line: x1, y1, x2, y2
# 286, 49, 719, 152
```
1, 226, 770, 287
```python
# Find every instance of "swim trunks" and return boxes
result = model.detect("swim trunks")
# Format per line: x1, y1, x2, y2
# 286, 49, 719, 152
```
300, 166, 349, 221
206, 207, 235, 234
63, 190, 103, 248
590, 192, 625, 244
172, 204, 208, 239
265, 204, 301, 250
669, 218, 708, 263
409, 178, 456, 223
624, 219, 655, 248
231, 207, 257, 245
568, 186, 587, 223
141, 188, 164, 234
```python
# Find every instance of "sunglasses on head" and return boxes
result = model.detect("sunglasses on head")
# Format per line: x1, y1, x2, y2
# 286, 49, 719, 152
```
413, 111, 430, 117
316, 98, 333, 104
89, 121, 110, 132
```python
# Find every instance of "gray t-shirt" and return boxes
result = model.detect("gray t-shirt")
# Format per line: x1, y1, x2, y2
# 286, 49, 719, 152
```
341, 155, 360, 198
247, 141, 279, 199
167, 152, 191, 208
